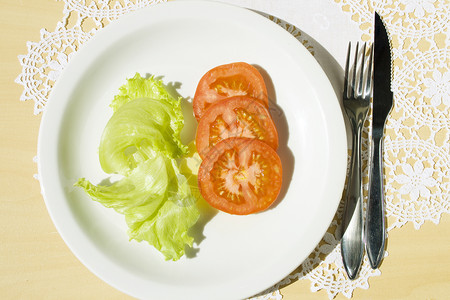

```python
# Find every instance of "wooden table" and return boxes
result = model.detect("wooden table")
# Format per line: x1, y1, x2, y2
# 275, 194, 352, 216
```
1, 1, 449, 299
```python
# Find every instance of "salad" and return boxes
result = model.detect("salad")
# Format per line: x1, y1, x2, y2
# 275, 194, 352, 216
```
76, 63, 283, 260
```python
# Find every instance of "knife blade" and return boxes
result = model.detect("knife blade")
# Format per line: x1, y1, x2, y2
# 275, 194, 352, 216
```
365, 12, 393, 269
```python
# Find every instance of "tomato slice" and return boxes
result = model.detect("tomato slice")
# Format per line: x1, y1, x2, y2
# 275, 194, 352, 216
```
193, 62, 268, 120
195, 96, 278, 159
198, 137, 282, 215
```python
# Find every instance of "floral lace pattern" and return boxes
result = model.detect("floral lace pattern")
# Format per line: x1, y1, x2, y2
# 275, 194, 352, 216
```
16, 0, 449, 299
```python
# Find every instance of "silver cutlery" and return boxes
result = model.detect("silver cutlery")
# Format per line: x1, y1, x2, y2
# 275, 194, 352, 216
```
365, 12, 393, 269
341, 42, 373, 280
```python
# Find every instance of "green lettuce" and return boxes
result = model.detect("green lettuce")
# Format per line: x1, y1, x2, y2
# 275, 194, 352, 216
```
75, 74, 200, 261
99, 73, 187, 175
99, 97, 188, 175
75, 148, 199, 260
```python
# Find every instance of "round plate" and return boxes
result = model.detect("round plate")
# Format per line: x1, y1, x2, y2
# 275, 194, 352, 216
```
38, 1, 347, 299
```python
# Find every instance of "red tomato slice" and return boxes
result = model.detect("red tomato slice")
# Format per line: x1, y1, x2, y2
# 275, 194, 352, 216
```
193, 62, 268, 120
198, 137, 283, 215
195, 96, 278, 159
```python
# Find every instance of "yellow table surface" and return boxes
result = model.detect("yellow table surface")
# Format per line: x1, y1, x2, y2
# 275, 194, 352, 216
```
1, 1, 449, 299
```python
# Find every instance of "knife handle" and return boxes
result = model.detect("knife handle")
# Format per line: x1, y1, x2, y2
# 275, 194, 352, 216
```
366, 135, 386, 269
341, 127, 364, 280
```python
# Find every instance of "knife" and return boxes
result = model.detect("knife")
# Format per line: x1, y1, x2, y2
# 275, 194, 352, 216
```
365, 12, 393, 269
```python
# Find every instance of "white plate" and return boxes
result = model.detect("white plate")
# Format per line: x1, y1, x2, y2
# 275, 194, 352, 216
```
38, 1, 347, 299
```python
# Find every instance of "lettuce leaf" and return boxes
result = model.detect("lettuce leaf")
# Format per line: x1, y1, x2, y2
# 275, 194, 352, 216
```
75, 74, 200, 261
99, 98, 187, 175
75, 149, 200, 261
110, 73, 179, 113
99, 73, 187, 175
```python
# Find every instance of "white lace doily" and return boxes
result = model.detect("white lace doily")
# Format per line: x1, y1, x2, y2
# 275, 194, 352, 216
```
16, 0, 449, 299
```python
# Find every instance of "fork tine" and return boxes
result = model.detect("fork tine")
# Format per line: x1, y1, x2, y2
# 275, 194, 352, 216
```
351, 42, 359, 98
358, 43, 366, 96
343, 42, 351, 98
365, 44, 373, 97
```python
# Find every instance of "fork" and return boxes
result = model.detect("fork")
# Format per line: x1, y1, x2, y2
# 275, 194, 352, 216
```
341, 42, 372, 280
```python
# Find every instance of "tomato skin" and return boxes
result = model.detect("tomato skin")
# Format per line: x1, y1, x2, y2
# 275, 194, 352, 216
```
198, 137, 283, 215
193, 62, 268, 120
195, 96, 278, 159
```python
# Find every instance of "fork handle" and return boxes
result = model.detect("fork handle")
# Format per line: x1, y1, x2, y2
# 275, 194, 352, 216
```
341, 127, 364, 280
366, 134, 386, 269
